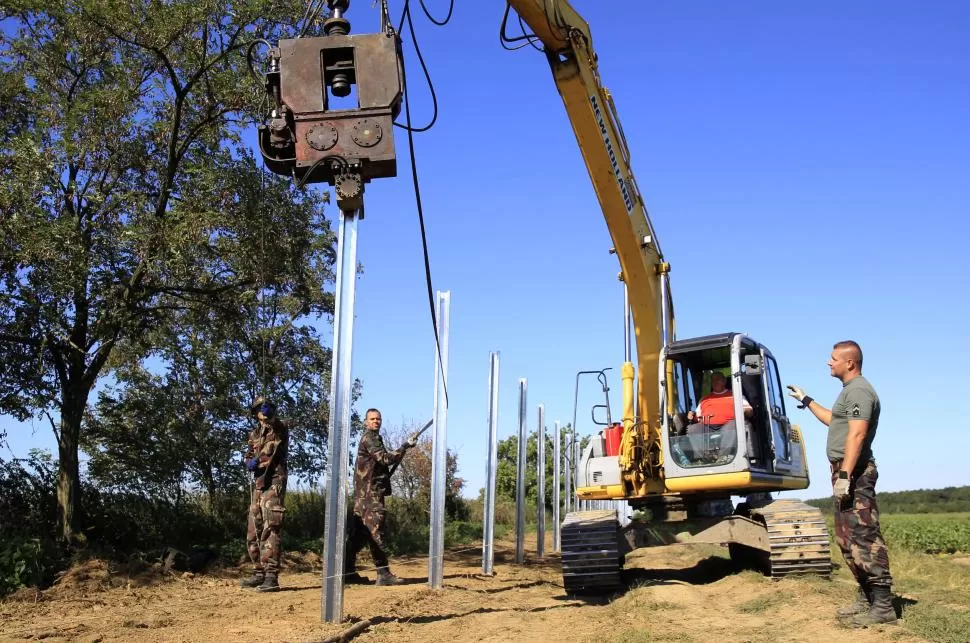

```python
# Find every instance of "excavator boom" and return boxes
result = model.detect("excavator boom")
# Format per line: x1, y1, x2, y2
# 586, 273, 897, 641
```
510, 0, 673, 492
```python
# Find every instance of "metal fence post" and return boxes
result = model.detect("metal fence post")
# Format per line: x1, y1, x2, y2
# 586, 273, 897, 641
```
515, 378, 527, 564
536, 404, 545, 558
553, 420, 561, 552
321, 210, 359, 623
428, 291, 451, 589
482, 351, 500, 575
563, 427, 572, 515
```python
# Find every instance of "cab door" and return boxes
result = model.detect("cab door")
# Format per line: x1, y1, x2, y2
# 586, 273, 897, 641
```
762, 349, 793, 473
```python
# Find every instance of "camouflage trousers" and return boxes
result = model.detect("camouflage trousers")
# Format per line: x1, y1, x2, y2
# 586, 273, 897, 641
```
247, 482, 286, 575
831, 460, 893, 587
345, 498, 389, 570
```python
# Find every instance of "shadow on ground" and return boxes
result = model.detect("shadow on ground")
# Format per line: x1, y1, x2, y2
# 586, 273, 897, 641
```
621, 555, 744, 587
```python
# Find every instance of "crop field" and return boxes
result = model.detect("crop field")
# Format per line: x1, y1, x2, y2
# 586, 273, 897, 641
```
882, 513, 970, 555
821, 512, 970, 555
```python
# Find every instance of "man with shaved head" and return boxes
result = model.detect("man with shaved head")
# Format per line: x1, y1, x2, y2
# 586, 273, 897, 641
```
787, 340, 896, 627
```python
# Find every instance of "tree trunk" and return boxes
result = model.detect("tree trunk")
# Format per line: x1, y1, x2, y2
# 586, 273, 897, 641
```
201, 462, 218, 513
57, 395, 84, 544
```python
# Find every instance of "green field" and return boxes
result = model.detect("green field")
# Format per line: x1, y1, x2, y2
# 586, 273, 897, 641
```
821, 512, 970, 555
810, 511, 970, 642
882, 513, 970, 554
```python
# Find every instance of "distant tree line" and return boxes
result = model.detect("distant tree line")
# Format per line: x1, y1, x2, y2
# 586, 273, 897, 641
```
806, 486, 970, 514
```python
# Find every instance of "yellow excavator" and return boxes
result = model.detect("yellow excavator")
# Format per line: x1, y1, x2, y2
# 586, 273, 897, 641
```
256, 0, 832, 593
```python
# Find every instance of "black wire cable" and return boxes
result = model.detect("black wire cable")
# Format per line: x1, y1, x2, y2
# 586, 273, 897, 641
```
246, 39, 273, 81
518, 15, 543, 52
298, 0, 328, 37
393, 1, 439, 133
394, 0, 449, 405
499, 2, 542, 51
418, 0, 454, 26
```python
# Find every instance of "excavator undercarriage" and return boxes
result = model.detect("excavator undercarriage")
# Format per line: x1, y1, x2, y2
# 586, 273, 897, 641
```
560, 496, 832, 594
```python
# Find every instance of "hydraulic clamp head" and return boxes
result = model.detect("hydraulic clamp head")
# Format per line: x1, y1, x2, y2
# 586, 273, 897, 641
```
258, 8, 402, 203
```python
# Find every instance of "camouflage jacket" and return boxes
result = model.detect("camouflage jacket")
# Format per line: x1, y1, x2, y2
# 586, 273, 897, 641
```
352, 429, 405, 507
247, 417, 288, 490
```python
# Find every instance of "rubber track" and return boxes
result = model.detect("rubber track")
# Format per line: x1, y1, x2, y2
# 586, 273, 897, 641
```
560, 510, 622, 594
750, 499, 833, 578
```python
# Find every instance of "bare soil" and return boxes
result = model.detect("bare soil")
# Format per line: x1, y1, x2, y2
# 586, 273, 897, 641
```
1, 535, 926, 642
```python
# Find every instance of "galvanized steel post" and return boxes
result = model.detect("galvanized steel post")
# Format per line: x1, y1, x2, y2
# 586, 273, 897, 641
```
553, 420, 561, 552
563, 425, 572, 514
321, 209, 359, 623
536, 404, 546, 558
515, 378, 527, 564
482, 351, 500, 575
428, 291, 451, 589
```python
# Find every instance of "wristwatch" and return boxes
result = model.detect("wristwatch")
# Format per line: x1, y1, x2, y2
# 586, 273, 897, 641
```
838, 471, 849, 480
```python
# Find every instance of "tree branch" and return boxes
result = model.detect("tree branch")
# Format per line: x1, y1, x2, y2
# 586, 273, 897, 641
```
0, 333, 40, 346
47, 335, 69, 392
94, 19, 183, 96
175, 107, 237, 164
147, 278, 255, 298
45, 410, 61, 443
82, 336, 116, 393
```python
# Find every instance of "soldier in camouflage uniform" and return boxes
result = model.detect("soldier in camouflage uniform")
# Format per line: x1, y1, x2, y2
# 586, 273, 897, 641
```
344, 408, 417, 586
788, 340, 896, 627
240, 397, 289, 592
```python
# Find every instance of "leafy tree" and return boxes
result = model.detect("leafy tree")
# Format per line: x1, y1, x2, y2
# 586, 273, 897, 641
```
0, 0, 331, 542
80, 156, 348, 506
385, 420, 468, 521
495, 424, 588, 510
806, 485, 970, 514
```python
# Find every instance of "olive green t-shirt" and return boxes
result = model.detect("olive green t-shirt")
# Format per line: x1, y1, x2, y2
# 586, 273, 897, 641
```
827, 375, 880, 462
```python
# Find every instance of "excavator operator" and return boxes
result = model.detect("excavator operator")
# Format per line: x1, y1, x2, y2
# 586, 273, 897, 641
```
685, 371, 752, 458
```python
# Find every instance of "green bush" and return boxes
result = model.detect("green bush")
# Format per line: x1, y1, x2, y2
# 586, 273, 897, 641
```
467, 496, 539, 527
0, 450, 493, 596
445, 521, 481, 546
0, 537, 60, 596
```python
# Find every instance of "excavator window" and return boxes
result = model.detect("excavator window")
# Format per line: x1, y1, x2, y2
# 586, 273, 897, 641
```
666, 358, 739, 468
765, 355, 791, 462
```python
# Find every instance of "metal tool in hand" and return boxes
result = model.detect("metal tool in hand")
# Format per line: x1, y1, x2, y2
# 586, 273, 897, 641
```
389, 418, 433, 476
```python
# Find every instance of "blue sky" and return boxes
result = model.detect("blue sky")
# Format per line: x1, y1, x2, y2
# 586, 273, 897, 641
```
5, 1, 969, 504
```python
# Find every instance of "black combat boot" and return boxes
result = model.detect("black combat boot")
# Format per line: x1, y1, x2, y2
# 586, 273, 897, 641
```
239, 571, 265, 588
376, 566, 402, 586
850, 585, 897, 627
256, 573, 280, 592
837, 584, 871, 617
344, 570, 369, 584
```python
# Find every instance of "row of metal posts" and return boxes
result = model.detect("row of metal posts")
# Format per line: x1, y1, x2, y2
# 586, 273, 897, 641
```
486, 364, 593, 570
319, 208, 638, 621
321, 247, 621, 620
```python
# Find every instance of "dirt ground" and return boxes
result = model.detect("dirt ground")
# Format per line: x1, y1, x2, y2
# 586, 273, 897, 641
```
1, 534, 926, 643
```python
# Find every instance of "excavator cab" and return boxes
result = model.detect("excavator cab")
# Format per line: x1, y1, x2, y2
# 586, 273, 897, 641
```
575, 332, 808, 495
565, 334, 828, 593
661, 332, 808, 483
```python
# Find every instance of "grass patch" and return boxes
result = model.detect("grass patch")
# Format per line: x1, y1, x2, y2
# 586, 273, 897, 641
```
614, 592, 682, 612
737, 591, 790, 614
902, 603, 970, 643
822, 529, 970, 642
888, 547, 970, 606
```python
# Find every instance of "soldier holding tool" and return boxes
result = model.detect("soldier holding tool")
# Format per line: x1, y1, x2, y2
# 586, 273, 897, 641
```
344, 409, 427, 586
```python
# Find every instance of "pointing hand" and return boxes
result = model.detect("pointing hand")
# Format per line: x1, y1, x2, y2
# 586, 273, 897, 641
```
786, 385, 813, 409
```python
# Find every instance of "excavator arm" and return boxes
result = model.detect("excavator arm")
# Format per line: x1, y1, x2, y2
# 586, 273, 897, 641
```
509, 0, 674, 493
256, 0, 673, 493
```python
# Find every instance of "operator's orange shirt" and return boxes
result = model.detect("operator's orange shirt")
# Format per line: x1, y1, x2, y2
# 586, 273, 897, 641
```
696, 391, 738, 425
